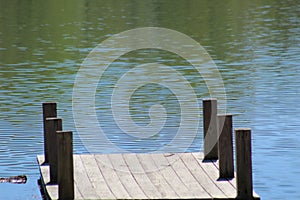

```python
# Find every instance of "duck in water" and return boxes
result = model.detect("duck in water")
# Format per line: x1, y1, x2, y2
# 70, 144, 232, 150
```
0, 175, 27, 184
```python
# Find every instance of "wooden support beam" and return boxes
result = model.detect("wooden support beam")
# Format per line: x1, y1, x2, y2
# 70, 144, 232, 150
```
235, 128, 253, 200
203, 98, 218, 160
42, 102, 57, 164
57, 131, 74, 200
218, 114, 234, 179
46, 117, 62, 184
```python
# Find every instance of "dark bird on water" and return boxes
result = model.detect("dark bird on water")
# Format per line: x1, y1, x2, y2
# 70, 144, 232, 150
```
0, 175, 27, 184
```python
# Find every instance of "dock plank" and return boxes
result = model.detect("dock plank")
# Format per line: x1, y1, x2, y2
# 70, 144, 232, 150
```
46, 185, 58, 200
192, 152, 237, 198
74, 155, 100, 199
80, 154, 115, 199
37, 155, 58, 200
179, 153, 226, 198
74, 182, 83, 199
136, 154, 179, 198
212, 160, 260, 199
150, 153, 194, 198
38, 153, 260, 200
122, 154, 162, 199
94, 154, 131, 199
108, 153, 147, 199
164, 153, 211, 199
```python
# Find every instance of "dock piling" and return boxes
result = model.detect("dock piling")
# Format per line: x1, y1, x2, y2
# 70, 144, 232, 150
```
203, 98, 218, 160
42, 102, 57, 164
218, 114, 234, 179
46, 117, 62, 184
235, 128, 253, 199
57, 131, 74, 200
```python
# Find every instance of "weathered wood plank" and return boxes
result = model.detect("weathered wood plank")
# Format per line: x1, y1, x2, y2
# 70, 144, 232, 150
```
95, 154, 131, 199
74, 182, 83, 199
164, 153, 211, 199
137, 154, 179, 198
180, 153, 226, 198
38, 153, 260, 200
108, 153, 147, 199
150, 153, 193, 198
39, 162, 50, 186
192, 152, 236, 198
46, 185, 58, 200
80, 154, 115, 199
73, 155, 100, 199
122, 154, 162, 199
37, 155, 58, 200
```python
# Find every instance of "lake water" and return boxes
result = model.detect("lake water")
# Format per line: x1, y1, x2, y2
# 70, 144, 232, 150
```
0, 0, 299, 199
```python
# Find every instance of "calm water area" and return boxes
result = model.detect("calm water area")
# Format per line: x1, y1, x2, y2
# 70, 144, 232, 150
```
0, 0, 299, 199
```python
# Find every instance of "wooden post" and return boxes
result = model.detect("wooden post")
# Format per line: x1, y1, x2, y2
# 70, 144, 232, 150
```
42, 102, 57, 164
218, 114, 234, 179
235, 128, 253, 199
203, 98, 218, 160
46, 117, 62, 184
57, 131, 74, 200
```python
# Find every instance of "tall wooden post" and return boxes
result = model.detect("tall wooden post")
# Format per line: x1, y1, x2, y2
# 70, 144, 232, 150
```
57, 131, 74, 200
203, 98, 218, 160
42, 102, 57, 164
218, 114, 234, 179
47, 117, 62, 184
235, 128, 253, 199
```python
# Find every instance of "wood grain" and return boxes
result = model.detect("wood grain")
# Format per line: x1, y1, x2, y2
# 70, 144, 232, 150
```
38, 152, 260, 199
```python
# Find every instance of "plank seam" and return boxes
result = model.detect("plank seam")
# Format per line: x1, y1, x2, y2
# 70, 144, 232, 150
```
105, 154, 132, 199
151, 153, 192, 198
82, 154, 115, 199
191, 153, 229, 198
111, 154, 148, 199
179, 154, 213, 198
74, 179, 84, 199
212, 161, 237, 189
122, 154, 161, 199
94, 154, 118, 199
148, 154, 181, 198
78, 155, 101, 199
137, 154, 180, 198
135, 154, 164, 198
162, 154, 199, 198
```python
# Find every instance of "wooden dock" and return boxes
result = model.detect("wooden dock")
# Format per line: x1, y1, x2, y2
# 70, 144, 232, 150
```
38, 101, 260, 200
38, 153, 259, 200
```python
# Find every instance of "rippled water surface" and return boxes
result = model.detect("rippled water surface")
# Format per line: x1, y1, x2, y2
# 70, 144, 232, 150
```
0, 0, 299, 199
